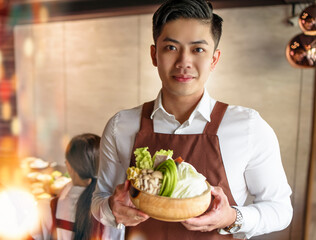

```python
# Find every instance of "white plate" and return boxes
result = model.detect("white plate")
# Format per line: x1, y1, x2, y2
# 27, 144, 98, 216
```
29, 158, 49, 169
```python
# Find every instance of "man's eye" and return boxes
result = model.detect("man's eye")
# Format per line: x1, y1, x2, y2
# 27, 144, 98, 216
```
194, 48, 204, 53
167, 45, 177, 51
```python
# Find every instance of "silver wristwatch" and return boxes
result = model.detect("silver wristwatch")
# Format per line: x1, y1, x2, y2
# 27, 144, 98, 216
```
220, 206, 243, 234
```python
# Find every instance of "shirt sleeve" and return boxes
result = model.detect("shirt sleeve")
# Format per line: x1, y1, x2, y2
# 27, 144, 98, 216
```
235, 110, 293, 239
91, 112, 127, 228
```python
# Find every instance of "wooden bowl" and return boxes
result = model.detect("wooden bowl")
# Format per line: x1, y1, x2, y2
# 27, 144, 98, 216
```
129, 181, 211, 222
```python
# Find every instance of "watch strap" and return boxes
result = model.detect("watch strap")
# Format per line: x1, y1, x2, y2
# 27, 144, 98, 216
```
219, 206, 243, 234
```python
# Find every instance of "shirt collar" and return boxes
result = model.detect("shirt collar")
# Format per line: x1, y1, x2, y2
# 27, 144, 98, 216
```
192, 90, 213, 122
151, 91, 166, 119
150, 89, 215, 123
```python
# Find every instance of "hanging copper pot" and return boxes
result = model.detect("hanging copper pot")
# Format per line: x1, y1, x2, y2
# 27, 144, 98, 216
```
299, 4, 316, 35
286, 33, 316, 68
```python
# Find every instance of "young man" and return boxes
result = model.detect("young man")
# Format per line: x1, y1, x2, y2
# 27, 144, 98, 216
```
91, 0, 293, 239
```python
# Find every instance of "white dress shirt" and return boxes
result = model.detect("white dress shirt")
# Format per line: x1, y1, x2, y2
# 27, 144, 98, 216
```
91, 90, 293, 240
32, 182, 109, 240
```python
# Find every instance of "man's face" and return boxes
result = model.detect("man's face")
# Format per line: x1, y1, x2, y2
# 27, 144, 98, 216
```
151, 18, 220, 99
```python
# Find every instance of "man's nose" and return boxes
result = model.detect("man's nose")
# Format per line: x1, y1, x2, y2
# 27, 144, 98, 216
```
175, 50, 192, 69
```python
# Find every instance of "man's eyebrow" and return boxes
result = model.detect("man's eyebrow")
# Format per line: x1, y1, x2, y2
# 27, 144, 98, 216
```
163, 37, 180, 44
163, 37, 209, 45
191, 40, 209, 45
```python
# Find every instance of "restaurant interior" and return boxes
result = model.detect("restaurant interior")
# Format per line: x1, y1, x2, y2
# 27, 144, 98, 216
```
0, 0, 315, 239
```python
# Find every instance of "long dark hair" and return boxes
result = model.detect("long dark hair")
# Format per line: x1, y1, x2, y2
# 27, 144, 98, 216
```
65, 133, 101, 240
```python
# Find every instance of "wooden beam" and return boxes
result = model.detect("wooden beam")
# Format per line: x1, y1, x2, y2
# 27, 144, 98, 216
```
8, 0, 288, 25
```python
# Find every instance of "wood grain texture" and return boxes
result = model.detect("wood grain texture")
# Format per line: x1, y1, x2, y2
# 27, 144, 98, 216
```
129, 182, 212, 222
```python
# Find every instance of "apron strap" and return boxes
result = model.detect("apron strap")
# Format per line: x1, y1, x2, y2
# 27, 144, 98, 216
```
204, 101, 228, 135
56, 219, 74, 231
92, 217, 105, 239
50, 197, 59, 239
50, 196, 75, 233
139, 101, 155, 132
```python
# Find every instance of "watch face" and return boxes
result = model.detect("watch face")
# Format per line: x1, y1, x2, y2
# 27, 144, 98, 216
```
229, 224, 242, 233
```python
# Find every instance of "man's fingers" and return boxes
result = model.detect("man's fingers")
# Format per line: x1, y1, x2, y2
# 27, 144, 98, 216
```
210, 186, 224, 198
210, 186, 228, 210
116, 204, 146, 218
114, 182, 126, 195
182, 221, 216, 232
184, 211, 216, 226
123, 179, 130, 191
115, 204, 149, 226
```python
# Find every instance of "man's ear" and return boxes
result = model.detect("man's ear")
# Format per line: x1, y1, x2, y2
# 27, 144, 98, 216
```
150, 44, 157, 67
210, 49, 220, 71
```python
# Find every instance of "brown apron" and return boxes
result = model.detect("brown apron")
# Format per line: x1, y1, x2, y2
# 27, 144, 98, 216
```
126, 101, 237, 240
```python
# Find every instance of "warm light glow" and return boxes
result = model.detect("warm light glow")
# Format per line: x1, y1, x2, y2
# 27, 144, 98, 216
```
0, 64, 4, 80
290, 41, 300, 49
1, 101, 12, 120
0, 80, 12, 102
10, 74, 17, 91
11, 117, 21, 135
0, 50, 3, 64
39, 6, 49, 22
0, 188, 39, 239
0, 137, 15, 153
23, 38, 34, 57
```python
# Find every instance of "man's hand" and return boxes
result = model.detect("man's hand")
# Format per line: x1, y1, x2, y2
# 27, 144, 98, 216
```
182, 186, 236, 232
109, 180, 149, 226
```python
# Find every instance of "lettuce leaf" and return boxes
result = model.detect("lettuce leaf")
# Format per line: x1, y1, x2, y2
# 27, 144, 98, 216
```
153, 149, 173, 167
171, 162, 207, 198
134, 147, 153, 169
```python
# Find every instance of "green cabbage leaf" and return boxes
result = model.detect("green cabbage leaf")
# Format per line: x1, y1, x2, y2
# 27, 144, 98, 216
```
134, 147, 153, 169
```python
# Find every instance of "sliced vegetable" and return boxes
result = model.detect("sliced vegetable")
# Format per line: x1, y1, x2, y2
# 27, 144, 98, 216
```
174, 157, 184, 165
155, 159, 178, 197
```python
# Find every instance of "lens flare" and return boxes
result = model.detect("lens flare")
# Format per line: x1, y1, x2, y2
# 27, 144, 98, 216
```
0, 188, 39, 239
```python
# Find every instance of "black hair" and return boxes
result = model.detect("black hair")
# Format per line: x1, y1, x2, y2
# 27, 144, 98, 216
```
65, 133, 101, 240
152, 0, 223, 50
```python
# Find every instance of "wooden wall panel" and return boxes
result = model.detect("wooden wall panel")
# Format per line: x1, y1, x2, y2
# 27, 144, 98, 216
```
15, 24, 36, 158
15, 23, 66, 163
64, 16, 139, 137
138, 15, 161, 103
32, 23, 66, 163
